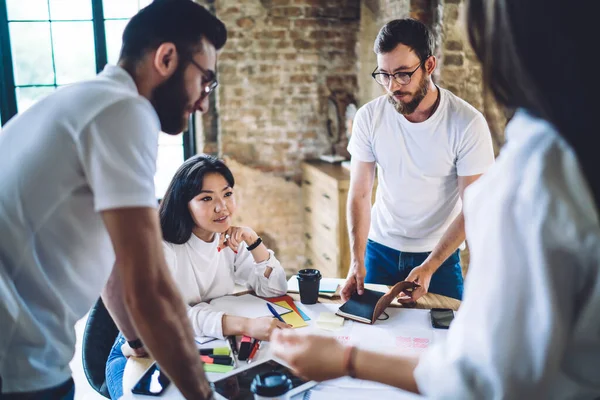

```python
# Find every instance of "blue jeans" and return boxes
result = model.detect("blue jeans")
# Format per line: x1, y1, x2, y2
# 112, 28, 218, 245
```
0, 377, 74, 399
105, 333, 127, 400
364, 239, 463, 300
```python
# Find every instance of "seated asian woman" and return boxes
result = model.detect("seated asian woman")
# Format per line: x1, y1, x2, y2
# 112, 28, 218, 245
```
105, 154, 289, 399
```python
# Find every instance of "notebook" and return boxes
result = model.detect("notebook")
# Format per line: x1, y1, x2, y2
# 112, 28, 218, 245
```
287, 275, 341, 298
335, 281, 419, 324
209, 294, 291, 319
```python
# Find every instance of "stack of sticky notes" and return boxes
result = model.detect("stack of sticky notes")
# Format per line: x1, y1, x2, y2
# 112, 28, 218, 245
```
316, 312, 345, 331
273, 300, 308, 328
266, 295, 311, 328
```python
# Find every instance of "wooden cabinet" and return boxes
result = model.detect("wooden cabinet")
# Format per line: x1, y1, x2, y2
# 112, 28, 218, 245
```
301, 161, 352, 278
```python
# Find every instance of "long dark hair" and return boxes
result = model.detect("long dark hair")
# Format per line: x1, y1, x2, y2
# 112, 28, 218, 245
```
159, 154, 235, 244
467, 0, 599, 210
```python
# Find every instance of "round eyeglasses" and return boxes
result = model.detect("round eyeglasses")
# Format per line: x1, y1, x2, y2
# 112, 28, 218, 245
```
371, 57, 429, 87
189, 58, 219, 97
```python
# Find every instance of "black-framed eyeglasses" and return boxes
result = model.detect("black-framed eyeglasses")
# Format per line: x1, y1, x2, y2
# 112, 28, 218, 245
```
371, 56, 429, 87
189, 58, 219, 97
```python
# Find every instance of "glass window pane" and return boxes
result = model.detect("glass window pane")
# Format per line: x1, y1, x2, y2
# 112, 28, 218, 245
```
155, 132, 184, 198
49, 0, 92, 20
104, 19, 128, 65
52, 22, 96, 85
16, 87, 56, 113
102, 0, 141, 19
6, 0, 49, 21
10, 22, 55, 86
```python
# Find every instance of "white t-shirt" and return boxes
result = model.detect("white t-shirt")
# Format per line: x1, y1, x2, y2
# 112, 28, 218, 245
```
0, 65, 159, 392
348, 88, 495, 252
163, 233, 288, 339
414, 110, 600, 399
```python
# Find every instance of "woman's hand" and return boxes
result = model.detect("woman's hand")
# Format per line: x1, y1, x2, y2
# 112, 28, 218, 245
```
245, 316, 291, 341
271, 330, 347, 381
220, 226, 258, 253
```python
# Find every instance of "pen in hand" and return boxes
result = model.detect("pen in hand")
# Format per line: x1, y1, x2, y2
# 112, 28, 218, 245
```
267, 303, 286, 323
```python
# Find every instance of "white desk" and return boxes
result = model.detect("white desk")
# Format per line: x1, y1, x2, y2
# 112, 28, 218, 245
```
120, 294, 456, 399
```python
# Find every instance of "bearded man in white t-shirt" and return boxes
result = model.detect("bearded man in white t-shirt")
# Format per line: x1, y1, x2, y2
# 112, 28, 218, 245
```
0, 1, 226, 398
341, 19, 495, 303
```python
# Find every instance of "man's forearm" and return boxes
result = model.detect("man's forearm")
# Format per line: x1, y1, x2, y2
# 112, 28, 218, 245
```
347, 196, 371, 263
423, 212, 466, 273
102, 265, 139, 340
126, 264, 212, 399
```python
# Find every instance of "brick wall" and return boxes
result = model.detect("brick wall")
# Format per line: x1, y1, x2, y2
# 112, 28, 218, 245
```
192, 0, 505, 274
198, 0, 361, 274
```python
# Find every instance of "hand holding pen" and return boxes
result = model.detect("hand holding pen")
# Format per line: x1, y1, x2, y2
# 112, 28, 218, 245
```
267, 303, 286, 323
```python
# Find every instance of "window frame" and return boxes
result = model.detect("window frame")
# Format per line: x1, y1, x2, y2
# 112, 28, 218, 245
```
0, 0, 195, 163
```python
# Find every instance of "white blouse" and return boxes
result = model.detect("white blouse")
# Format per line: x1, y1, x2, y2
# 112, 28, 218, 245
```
163, 233, 287, 339
414, 110, 600, 399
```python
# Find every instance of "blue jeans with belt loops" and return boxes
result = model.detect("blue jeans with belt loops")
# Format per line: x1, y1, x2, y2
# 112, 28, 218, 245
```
364, 239, 464, 300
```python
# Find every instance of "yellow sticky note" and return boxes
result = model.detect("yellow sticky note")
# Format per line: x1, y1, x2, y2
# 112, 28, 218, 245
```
316, 312, 344, 331
274, 301, 308, 328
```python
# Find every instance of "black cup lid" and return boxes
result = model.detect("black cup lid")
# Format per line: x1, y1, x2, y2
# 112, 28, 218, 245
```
297, 268, 322, 281
250, 372, 292, 396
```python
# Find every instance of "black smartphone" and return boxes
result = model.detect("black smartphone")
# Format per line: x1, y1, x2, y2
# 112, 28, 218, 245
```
430, 308, 454, 329
131, 362, 171, 396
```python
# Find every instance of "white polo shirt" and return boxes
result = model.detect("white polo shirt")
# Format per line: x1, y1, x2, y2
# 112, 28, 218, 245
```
348, 88, 495, 252
0, 65, 159, 392
415, 110, 600, 398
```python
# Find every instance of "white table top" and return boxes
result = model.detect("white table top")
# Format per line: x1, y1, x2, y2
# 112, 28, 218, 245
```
119, 300, 443, 399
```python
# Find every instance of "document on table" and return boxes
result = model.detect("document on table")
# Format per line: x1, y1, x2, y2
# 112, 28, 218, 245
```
209, 294, 291, 318
299, 378, 424, 399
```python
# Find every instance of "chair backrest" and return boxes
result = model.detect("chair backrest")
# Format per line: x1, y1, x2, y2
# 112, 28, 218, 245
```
82, 297, 119, 398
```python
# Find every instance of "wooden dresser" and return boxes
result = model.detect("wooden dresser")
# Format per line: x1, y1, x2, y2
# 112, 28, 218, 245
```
301, 161, 352, 278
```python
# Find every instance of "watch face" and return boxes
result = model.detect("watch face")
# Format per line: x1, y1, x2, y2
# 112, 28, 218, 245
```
128, 339, 143, 349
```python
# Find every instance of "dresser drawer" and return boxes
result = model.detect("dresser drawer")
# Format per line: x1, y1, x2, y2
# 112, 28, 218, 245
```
303, 206, 337, 247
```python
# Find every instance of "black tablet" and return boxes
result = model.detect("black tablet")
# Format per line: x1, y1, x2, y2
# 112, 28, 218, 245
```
211, 358, 316, 400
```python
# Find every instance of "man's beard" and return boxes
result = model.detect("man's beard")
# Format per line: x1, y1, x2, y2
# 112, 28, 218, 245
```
151, 65, 190, 135
387, 71, 429, 115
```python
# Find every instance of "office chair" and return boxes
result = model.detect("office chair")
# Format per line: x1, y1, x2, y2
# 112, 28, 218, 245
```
82, 297, 119, 398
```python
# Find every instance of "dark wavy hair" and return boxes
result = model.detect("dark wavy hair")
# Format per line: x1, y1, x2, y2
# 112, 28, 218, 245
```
373, 18, 434, 62
159, 155, 235, 244
467, 0, 598, 210
119, 0, 227, 65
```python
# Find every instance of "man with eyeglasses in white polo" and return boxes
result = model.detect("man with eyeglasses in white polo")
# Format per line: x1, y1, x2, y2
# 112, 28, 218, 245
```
341, 18, 495, 305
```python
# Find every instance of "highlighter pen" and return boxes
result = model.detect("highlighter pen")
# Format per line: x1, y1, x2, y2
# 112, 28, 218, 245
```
238, 335, 253, 360
200, 355, 234, 365
267, 303, 286, 323
198, 347, 231, 356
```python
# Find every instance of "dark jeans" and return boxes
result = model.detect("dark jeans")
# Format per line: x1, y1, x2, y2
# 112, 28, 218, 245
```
105, 332, 127, 400
0, 377, 74, 400
364, 239, 464, 300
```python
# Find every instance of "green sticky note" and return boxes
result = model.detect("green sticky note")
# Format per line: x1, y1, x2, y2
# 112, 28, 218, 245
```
204, 364, 234, 373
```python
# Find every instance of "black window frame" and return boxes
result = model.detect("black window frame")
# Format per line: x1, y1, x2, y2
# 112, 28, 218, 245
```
0, 0, 195, 158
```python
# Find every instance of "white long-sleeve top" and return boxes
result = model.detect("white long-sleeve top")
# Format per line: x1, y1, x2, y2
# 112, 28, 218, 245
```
414, 110, 600, 399
162, 233, 287, 339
